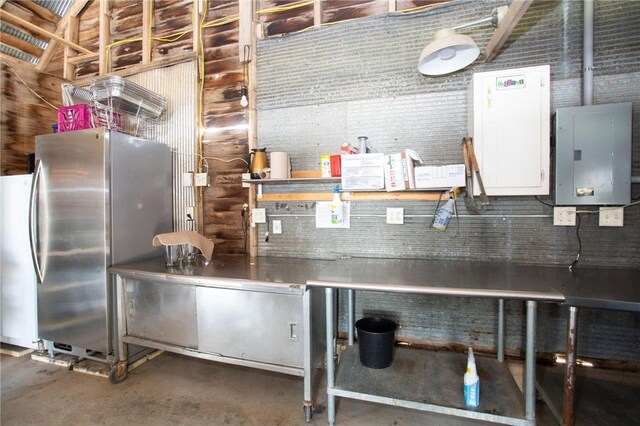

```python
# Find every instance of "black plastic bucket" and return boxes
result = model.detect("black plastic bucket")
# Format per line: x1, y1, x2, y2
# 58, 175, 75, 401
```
355, 317, 396, 369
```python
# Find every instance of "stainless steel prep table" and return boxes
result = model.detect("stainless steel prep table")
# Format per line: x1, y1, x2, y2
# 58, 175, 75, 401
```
541, 266, 640, 426
308, 258, 568, 426
110, 255, 334, 421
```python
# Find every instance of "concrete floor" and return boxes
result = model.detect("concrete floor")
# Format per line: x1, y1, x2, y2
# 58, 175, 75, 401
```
1, 349, 563, 426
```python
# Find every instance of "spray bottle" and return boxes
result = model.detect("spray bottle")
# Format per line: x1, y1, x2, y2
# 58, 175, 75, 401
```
464, 346, 480, 408
330, 185, 344, 225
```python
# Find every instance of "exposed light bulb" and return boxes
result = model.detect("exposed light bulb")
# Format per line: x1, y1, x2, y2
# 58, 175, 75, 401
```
240, 85, 248, 107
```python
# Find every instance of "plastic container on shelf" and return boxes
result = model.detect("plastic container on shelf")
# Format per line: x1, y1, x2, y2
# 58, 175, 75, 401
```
90, 76, 166, 118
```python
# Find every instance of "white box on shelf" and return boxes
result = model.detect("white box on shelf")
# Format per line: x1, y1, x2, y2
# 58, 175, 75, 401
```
384, 150, 421, 191
341, 154, 385, 190
414, 164, 465, 189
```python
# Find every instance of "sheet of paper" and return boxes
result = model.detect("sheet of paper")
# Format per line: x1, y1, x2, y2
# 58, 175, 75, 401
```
315, 201, 350, 228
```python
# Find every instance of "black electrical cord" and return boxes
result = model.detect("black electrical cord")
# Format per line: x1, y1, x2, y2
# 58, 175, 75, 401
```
568, 213, 582, 271
534, 195, 555, 207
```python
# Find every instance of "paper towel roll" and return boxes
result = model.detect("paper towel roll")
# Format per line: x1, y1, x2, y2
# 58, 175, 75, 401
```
270, 152, 290, 179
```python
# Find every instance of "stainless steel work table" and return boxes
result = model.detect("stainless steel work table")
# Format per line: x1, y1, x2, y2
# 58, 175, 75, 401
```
308, 259, 568, 426
110, 255, 336, 421
539, 266, 640, 426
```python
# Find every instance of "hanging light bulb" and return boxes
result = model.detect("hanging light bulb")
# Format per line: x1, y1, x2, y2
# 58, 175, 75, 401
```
240, 84, 248, 107
240, 45, 250, 108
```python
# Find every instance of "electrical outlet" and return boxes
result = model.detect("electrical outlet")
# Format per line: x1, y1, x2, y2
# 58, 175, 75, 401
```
182, 172, 193, 187
272, 220, 282, 234
252, 208, 266, 224
186, 206, 194, 217
242, 173, 251, 188
599, 207, 624, 227
386, 208, 404, 224
194, 172, 210, 187
553, 207, 576, 226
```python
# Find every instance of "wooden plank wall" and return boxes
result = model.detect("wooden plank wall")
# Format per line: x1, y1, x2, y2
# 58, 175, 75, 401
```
1, 58, 62, 175
201, 1, 247, 254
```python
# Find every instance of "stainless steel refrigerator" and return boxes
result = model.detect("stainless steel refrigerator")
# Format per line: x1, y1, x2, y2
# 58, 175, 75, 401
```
30, 128, 172, 358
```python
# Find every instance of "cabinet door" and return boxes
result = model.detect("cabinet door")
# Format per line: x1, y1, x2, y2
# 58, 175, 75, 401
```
196, 287, 304, 368
125, 279, 198, 348
470, 65, 550, 195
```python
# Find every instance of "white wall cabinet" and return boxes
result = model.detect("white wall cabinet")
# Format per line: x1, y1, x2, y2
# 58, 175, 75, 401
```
469, 65, 550, 196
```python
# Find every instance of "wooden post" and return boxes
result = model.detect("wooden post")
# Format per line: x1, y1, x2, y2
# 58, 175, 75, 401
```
63, 16, 79, 80
142, 0, 154, 64
239, 1, 258, 257
314, 0, 322, 28
99, 0, 112, 75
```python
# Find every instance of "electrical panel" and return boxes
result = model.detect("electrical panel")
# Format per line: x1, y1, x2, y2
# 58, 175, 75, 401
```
554, 102, 632, 206
468, 65, 550, 196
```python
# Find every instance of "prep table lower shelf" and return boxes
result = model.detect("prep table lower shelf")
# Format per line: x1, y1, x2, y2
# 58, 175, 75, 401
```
333, 345, 529, 425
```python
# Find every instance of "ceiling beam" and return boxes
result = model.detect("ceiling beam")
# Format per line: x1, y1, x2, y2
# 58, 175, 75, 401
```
0, 9, 92, 55
36, 0, 92, 72
68, 0, 91, 18
10, 0, 59, 24
2, 1, 57, 34
35, 21, 66, 71
0, 32, 44, 57
484, 0, 534, 62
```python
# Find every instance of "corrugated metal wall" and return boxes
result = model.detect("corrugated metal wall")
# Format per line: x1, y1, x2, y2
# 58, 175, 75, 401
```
255, 0, 640, 360
128, 60, 198, 231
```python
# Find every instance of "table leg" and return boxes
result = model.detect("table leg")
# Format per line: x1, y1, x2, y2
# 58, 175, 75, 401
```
562, 306, 578, 426
326, 288, 336, 425
525, 300, 537, 421
497, 298, 505, 363
348, 289, 354, 346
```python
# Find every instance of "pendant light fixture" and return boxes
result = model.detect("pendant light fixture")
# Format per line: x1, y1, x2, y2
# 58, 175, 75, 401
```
240, 44, 250, 107
418, 6, 508, 76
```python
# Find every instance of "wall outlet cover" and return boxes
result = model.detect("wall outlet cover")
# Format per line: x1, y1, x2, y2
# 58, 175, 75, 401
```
195, 172, 210, 187
553, 207, 576, 226
386, 207, 404, 224
599, 207, 624, 227
252, 208, 266, 224
272, 220, 282, 234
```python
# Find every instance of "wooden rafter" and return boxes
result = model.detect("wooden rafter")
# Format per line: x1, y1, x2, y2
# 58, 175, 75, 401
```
0, 31, 44, 57
0, 9, 92, 55
11, 0, 59, 24
484, 0, 534, 62
2, 1, 56, 34
36, 0, 92, 72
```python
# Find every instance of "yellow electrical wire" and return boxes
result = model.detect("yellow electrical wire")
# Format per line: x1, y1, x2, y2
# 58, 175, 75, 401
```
0, 58, 59, 110
256, 1, 313, 15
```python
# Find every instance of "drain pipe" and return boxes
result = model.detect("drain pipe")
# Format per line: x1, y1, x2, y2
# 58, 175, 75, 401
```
583, 0, 594, 105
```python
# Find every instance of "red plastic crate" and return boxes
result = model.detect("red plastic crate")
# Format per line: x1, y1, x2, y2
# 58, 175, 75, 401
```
57, 104, 93, 132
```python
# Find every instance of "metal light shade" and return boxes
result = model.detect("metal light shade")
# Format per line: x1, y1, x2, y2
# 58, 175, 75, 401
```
418, 28, 480, 76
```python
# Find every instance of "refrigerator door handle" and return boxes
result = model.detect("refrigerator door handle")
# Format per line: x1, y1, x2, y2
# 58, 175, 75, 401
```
29, 159, 44, 284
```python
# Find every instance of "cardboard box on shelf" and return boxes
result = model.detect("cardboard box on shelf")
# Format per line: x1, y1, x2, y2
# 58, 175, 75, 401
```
414, 164, 465, 189
384, 149, 424, 191
341, 154, 385, 190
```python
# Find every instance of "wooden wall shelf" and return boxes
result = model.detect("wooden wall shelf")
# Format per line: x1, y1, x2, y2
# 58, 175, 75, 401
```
256, 192, 444, 202
244, 170, 446, 202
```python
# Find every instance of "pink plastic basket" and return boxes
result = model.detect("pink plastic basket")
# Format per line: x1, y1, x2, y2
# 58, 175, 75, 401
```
57, 104, 93, 132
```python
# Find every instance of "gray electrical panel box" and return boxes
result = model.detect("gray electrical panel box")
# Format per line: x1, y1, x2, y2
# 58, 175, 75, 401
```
555, 102, 632, 205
